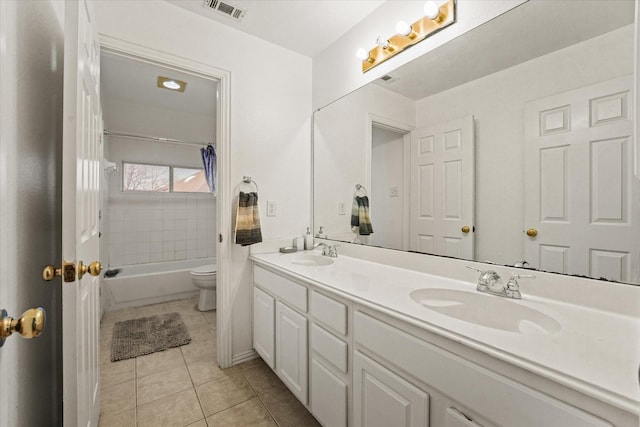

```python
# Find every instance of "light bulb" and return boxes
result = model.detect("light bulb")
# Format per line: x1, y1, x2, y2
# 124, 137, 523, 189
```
162, 80, 181, 90
396, 21, 412, 36
356, 48, 370, 61
424, 1, 440, 20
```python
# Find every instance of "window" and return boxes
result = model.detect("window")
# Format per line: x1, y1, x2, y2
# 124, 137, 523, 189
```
173, 168, 209, 193
122, 163, 210, 194
122, 163, 170, 192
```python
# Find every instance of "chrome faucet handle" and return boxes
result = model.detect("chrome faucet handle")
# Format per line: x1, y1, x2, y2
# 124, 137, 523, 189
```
327, 244, 339, 258
466, 266, 502, 293
507, 274, 535, 288
505, 274, 535, 299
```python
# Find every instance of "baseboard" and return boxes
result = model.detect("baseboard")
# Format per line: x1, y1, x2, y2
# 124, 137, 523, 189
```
232, 349, 258, 366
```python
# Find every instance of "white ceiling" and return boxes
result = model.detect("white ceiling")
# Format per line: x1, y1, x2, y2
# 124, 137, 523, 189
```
166, 0, 384, 57
101, 53, 218, 117
373, 0, 635, 100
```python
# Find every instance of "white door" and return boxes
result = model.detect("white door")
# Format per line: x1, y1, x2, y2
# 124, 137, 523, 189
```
62, 1, 102, 426
353, 351, 429, 427
410, 116, 475, 259
0, 0, 65, 425
524, 76, 639, 283
275, 301, 308, 404
253, 286, 275, 368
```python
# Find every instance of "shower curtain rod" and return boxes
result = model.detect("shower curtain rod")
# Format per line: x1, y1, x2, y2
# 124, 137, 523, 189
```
103, 130, 214, 147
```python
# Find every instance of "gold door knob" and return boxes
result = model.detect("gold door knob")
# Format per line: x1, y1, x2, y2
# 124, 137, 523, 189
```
461, 226, 471, 234
0, 307, 46, 347
42, 265, 62, 281
78, 261, 102, 280
526, 228, 538, 237
43, 262, 77, 282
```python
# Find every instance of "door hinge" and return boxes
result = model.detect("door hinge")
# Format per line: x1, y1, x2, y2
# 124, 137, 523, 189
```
219, 234, 223, 243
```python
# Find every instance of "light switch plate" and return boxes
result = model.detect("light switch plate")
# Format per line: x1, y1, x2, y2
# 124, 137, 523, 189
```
338, 202, 346, 215
389, 186, 399, 197
266, 200, 277, 217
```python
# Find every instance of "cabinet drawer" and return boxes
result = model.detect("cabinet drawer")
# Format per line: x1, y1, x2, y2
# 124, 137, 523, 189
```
311, 323, 348, 373
255, 265, 307, 312
310, 290, 347, 335
354, 311, 610, 427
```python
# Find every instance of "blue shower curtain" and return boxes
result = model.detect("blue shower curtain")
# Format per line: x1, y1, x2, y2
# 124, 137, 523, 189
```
201, 144, 217, 193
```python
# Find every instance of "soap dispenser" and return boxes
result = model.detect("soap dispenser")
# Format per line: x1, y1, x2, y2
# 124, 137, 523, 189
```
304, 227, 312, 250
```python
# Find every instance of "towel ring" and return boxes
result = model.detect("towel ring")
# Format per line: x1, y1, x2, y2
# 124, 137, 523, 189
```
354, 184, 368, 197
242, 176, 259, 192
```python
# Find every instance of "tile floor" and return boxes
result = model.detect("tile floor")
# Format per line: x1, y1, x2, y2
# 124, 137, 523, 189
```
98, 297, 321, 427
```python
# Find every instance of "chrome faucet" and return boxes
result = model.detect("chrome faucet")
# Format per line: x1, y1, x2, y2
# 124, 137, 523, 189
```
314, 242, 338, 257
466, 266, 535, 299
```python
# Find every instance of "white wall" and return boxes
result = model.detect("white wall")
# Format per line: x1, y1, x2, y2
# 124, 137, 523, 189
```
312, 0, 526, 109
371, 126, 406, 250
94, 0, 312, 359
415, 24, 635, 264
103, 96, 216, 143
314, 84, 414, 240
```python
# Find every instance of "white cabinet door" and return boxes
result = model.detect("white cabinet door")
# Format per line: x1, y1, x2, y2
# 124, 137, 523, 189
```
276, 301, 308, 404
253, 287, 275, 369
311, 359, 348, 427
353, 351, 429, 427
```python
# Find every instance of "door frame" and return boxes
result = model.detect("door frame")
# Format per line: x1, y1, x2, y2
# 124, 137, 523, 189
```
99, 35, 234, 368
365, 113, 414, 250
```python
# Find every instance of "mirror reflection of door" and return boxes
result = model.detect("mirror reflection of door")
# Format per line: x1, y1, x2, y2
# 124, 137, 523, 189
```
410, 116, 475, 259
371, 124, 410, 250
524, 75, 638, 283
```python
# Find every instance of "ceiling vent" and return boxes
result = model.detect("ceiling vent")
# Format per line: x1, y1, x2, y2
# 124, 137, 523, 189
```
202, 0, 246, 21
379, 75, 399, 84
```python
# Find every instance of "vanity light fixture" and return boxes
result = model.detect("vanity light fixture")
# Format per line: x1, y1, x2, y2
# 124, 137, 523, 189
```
357, 0, 455, 73
157, 76, 187, 92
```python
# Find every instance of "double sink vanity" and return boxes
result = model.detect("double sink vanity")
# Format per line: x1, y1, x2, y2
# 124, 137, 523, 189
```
251, 246, 639, 427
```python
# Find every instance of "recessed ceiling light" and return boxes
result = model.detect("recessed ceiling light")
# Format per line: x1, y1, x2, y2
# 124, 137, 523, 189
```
163, 80, 181, 90
157, 76, 187, 92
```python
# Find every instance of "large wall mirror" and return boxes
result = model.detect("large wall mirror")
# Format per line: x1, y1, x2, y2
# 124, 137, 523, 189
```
313, 0, 639, 285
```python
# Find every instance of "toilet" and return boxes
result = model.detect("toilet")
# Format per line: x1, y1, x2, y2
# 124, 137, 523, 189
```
190, 264, 217, 311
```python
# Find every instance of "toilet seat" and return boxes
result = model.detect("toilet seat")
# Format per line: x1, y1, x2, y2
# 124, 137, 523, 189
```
191, 264, 217, 275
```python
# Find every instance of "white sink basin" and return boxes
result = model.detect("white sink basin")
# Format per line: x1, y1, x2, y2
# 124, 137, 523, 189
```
291, 254, 334, 267
409, 288, 561, 334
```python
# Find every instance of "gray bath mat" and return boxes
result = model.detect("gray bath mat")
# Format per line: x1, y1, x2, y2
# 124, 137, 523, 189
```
111, 312, 191, 362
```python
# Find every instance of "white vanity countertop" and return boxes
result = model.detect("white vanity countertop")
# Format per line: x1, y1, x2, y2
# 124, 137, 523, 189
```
250, 251, 640, 414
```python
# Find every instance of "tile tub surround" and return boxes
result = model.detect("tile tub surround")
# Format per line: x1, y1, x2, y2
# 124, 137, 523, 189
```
107, 193, 215, 267
99, 297, 320, 427
250, 250, 640, 416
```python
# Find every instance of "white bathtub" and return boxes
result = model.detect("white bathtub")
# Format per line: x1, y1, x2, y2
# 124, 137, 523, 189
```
102, 258, 215, 311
